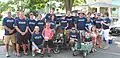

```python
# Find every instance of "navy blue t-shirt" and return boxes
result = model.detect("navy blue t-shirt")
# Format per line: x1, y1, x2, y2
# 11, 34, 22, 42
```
60, 19, 68, 28
65, 16, 74, 28
2, 17, 15, 35
14, 19, 28, 32
75, 17, 86, 30
31, 32, 43, 45
103, 18, 111, 29
36, 20, 45, 31
69, 32, 79, 39
45, 13, 56, 21
85, 21, 93, 31
28, 19, 36, 32
94, 18, 103, 29
49, 20, 56, 29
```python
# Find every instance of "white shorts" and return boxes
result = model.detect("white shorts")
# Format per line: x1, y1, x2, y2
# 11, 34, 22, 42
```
103, 29, 110, 41
32, 45, 38, 51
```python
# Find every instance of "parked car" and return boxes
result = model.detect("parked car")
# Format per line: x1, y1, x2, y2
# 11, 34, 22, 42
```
109, 23, 120, 36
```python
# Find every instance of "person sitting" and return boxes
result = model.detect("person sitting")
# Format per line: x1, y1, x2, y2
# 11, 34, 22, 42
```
31, 26, 44, 56
69, 27, 80, 49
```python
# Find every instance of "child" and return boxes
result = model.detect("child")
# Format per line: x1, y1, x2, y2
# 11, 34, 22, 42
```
42, 22, 53, 57
91, 26, 98, 52
31, 26, 43, 56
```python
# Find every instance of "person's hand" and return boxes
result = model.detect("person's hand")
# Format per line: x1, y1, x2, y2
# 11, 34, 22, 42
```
31, 32, 34, 34
21, 32, 26, 35
65, 27, 68, 29
101, 21, 104, 24
9, 29, 14, 34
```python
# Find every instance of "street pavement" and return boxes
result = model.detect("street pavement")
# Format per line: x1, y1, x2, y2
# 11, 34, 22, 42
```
0, 36, 120, 58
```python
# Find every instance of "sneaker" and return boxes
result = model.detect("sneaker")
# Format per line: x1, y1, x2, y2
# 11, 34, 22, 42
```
6, 53, 10, 57
71, 47, 75, 51
32, 52, 35, 57
103, 47, 109, 50
47, 53, 51, 57
36, 49, 41, 53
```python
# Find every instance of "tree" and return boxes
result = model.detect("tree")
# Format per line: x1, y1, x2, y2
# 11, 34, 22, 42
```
6, 0, 49, 12
64, 0, 87, 12
0, 2, 11, 13
27, 0, 49, 11
64, 0, 74, 12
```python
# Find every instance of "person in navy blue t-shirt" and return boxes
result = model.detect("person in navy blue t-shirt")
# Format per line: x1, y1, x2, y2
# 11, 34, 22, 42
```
94, 13, 103, 29
45, 8, 56, 22
69, 28, 80, 47
85, 17, 94, 32
59, 16, 68, 29
94, 13, 103, 48
14, 12, 28, 57
102, 12, 111, 49
72, 11, 78, 26
65, 11, 74, 41
31, 26, 43, 56
27, 13, 36, 50
36, 14, 45, 32
28, 13, 36, 34
2, 12, 16, 57
75, 12, 86, 40
48, 15, 56, 33
65, 11, 74, 29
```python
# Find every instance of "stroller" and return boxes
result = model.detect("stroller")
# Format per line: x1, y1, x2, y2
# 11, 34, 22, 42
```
53, 28, 66, 54
72, 30, 93, 58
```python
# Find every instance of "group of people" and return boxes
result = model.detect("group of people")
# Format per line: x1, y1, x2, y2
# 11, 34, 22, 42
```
2, 8, 111, 57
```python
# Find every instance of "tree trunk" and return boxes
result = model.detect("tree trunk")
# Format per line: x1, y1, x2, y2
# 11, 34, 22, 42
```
64, 0, 74, 12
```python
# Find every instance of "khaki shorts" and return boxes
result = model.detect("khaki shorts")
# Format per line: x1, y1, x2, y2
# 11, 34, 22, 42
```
4, 34, 16, 44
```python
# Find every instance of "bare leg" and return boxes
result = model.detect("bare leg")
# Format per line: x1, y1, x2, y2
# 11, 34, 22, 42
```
22, 44, 27, 55
16, 44, 20, 56
47, 45, 51, 57
97, 36, 102, 48
5, 44, 10, 57
12, 43, 16, 55
104, 40, 109, 49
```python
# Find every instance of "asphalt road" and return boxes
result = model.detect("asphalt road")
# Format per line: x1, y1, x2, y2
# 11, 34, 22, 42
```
0, 36, 120, 58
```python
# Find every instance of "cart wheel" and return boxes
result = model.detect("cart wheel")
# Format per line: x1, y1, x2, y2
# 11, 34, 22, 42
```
73, 50, 78, 56
83, 52, 87, 58
53, 46, 61, 54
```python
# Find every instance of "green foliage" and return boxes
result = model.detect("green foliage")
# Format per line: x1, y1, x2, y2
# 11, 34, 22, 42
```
0, 2, 10, 13
27, 0, 49, 11
73, 0, 86, 6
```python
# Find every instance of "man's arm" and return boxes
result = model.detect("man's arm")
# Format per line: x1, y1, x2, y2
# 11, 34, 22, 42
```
103, 23, 110, 26
3, 26, 11, 31
25, 26, 29, 34
15, 26, 22, 34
